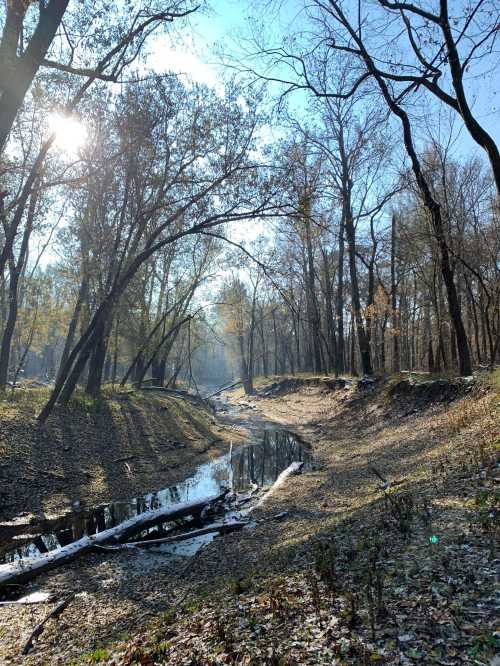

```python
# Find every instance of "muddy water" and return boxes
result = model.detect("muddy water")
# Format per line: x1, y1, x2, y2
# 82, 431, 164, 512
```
0, 427, 311, 564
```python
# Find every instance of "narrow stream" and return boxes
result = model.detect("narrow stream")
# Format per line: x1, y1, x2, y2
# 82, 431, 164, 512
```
0, 427, 311, 565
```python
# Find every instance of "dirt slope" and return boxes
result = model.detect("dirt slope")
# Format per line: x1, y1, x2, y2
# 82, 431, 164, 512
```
0, 388, 238, 525
0, 375, 498, 665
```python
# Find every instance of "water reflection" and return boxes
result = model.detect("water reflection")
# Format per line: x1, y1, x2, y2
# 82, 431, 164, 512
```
0, 429, 310, 564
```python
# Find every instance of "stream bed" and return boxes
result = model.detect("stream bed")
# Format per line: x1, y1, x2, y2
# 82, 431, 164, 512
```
0, 425, 311, 567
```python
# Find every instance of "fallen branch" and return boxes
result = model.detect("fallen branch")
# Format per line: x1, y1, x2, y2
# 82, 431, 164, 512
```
21, 594, 74, 655
369, 466, 406, 492
138, 386, 214, 411
229, 484, 261, 508
91, 543, 140, 552
370, 466, 390, 491
0, 491, 228, 590
247, 462, 304, 513
205, 380, 242, 400
127, 520, 247, 547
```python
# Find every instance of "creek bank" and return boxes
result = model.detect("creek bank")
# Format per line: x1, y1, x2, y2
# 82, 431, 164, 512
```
0, 424, 310, 568
0, 388, 240, 528
255, 373, 476, 410
0, 402, 314, 664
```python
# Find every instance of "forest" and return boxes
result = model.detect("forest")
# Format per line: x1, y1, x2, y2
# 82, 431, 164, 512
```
0, 1, 498, 665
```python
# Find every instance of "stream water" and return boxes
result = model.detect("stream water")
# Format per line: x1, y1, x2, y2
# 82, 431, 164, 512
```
0, 426, 311, 565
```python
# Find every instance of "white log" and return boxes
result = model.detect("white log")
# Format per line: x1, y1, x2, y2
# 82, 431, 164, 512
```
205, 380, 242, 399
0, 491, 227, 589
247, 462, 304, 513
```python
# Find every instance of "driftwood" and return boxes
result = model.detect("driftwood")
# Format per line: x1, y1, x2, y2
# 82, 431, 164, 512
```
247, 462, 304, 513
21, 594, 74, 655
91, 543, 140, 552
205, 380, 242, 400
228, 483, 261, 508
0, 491, 227, 590
139, 386, 190, 395
138, 386, 214, 411
127, 520, 247, 547
114, 455, 135, 463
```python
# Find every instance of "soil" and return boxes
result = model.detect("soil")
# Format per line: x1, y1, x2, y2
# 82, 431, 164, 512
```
0, 388, 242, 526
0, 375, 498, 665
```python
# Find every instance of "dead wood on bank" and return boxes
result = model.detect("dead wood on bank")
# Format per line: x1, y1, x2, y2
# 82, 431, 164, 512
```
0, 491, 228, 590
21, 594, 74, 655
247, 461, 304, 512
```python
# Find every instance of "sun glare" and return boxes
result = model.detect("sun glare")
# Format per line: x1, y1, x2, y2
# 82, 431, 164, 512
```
47, 113, 87, 155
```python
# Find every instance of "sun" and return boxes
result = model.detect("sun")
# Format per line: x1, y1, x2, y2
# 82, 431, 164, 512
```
47, 112, 87, 155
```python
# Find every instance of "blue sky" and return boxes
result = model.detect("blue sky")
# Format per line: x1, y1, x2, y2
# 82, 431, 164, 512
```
150, 0, 499, 161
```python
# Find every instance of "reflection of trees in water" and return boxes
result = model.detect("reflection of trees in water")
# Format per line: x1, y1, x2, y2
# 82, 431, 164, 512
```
168, 486, 181, 504
231, 430, 309, 490
212, 460, 231, 489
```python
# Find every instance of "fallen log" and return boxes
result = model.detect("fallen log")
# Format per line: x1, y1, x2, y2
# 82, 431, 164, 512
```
127, 520, 247, 547
114, 455, 136, 463
229, 484, 261, 508
0, 490, 227, 590
369, 466, 407, 492
138, 386, 215, 412
205, 380, 242, 400
247, 462, 304, 513
21, 594, 74, 655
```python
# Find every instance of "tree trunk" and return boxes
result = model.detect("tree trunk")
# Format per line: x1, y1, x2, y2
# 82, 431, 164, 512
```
0, 0, 70, 155
86, 318, 108, 397
345, 211, 373, 375
0, 186, 38, 389
304, 219, 323, 373
391, 214, 400, 373
238, 333, 253, 395
335, 215, 345, 375
321, 245, 337, 373
354, 32, 472, 375
57, 278, 88, 384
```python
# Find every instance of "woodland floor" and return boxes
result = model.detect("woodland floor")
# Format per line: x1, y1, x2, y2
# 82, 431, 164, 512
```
0, 374, 498, 665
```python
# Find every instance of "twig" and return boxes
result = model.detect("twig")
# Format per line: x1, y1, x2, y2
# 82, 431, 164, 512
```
21, 594, 74, 655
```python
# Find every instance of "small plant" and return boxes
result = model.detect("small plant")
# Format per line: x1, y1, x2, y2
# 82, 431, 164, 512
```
313, 539, 338, 593
149, 641, 172, 660
364, 542, 387, 640
266, 645, 288, 665
342, 591, 361, 629
83, 648, 110, 663
305, 571, 323, 627
159, 607, 177, 625
471, 488, 499, 558
384, 490, 415, 536
268, 580, 292, 619
230, 576, 250, 595
468, 631, 500, 659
